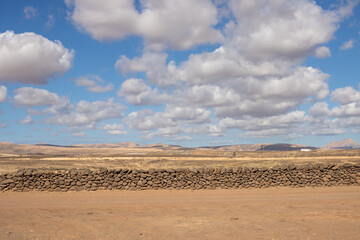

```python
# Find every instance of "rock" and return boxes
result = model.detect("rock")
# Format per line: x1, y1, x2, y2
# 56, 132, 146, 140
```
0, 179, 14, 185
24, 169, 33, 176
343, 163, 353, 168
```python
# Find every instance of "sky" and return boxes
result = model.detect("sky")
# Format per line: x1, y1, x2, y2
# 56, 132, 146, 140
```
0, 0, 360, 147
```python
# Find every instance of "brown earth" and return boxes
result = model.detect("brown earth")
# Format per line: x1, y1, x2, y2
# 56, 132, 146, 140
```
1, 145, 360, 239
1, 148, 359, 174
0, 187, 359, 240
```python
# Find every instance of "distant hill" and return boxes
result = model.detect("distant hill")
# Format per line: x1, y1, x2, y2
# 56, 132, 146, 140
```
35, 143, 79, 148
259, 143, 317, 151
201, 143, 317, 151
322, 139, 360, 149
72, 142, 139, 148
0, 141, 319, 155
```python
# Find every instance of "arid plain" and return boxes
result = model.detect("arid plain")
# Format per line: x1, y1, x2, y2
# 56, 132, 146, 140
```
1, 142, 360, 239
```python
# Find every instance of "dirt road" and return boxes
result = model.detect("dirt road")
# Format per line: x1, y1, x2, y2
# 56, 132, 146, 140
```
1, 187, 360, 240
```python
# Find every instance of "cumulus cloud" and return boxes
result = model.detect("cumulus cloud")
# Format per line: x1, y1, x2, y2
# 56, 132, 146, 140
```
307, 84, 360, 135
67, 0, 139, 40
75, 75, 114, 93
24, 6, 38, 19
0, 86, 7, 103
315, 46, 331, 58
309, 102, 331, 117
125, 109, 175, 131
240, 128, 296, 139
227, 0, 341, 60
340, 39, 355, 50
13, 87, 72, 118
162, 106, 211, 124
98, 123, 126, 135
117, 78, 170, 105
67, 0, 222, 50
13, 87, 64, 107
124, 105, 211, 140
65, 0, 360, 140
13, 87, 126, 131
125, 104, 211, 132
135, 0, 222, 50
47, 98, 125, 127
218, 111, 308, 132
331, 86, 360, 105
111, 0, 360, 140
0, 31, 74, 84
115, 52, 179, 87
144, 126, 182, 139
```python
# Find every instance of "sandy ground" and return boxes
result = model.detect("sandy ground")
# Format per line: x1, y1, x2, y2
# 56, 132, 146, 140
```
0, 187, 359, 240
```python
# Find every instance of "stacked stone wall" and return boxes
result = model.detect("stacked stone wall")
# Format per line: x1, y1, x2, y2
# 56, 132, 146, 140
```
1, 163, 359, 192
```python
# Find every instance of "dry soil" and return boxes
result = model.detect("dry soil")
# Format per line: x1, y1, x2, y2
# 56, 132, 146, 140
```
1, 187, 360, 240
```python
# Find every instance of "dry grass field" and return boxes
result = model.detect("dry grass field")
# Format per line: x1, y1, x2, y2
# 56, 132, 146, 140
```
1, 143, 359, 174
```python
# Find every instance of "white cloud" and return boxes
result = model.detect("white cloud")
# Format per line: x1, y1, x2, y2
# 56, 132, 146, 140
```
331, 103, 360, 118
218, 111, 307, 132
307, 84, 360, 135
67, 0, 222, 50
144, 126, 182, 139
47, 98, 125, 127
98, 123, 126, 135
228, 0, 341, 60
75, 75, 114, 93
13, 87, 72, 119
135, 0, 223, 50
45, 15, 55, 28
14, 87, 64, 107
68, 0, 359, 140
0, 31, 74, 84
118, 52, 329, 118
13, 87, 126, 129
125, 109, 175, 131
67, 0, 139, 40
185, 124, 224, 137
178, 66, 328, 118
340, 39, 355, 50
20, 115, 33, 124
331, 86, 360, 105
309, 102, 331, 117
125, 104, 211, 132
310, 96, 360, 119
306, 116, 346, 136
72, 131, 85, 137
115, 52, 179, 87
117, 78, 170, 105
315, 46, 331, 58
239, 128, 295, 139
24, 6, 38, 19
0, 86, 7, 103
162, 106, 211, 124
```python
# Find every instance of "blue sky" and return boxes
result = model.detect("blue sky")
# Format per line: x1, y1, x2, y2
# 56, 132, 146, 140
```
0, 0, 360, 147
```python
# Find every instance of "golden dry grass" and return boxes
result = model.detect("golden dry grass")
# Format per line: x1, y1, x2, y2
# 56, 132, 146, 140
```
1, 146, 359, 174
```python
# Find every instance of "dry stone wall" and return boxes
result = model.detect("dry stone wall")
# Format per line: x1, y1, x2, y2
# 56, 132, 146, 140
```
1, 163, 360, 192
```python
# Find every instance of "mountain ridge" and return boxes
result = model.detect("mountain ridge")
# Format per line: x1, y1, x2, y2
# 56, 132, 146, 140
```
322, 139, 360, 149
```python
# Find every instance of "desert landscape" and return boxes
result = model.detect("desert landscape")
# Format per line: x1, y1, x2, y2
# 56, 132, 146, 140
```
2, 1, 360, 239
1, 140, 360, 239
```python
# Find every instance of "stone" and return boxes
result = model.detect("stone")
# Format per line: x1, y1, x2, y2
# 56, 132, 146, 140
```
0, 179, 14, 185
